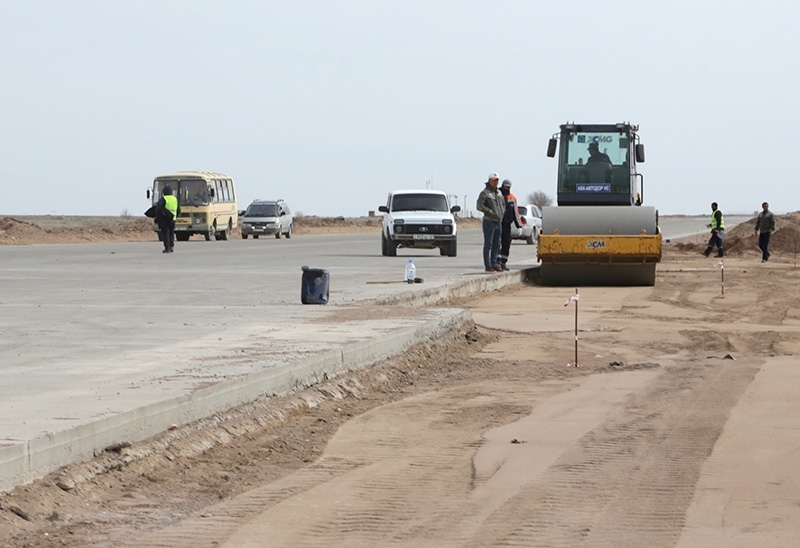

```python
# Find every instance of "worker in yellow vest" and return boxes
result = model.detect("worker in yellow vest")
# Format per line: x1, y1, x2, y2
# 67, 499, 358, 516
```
155, 185, 180, 253
703, 201, 724, 258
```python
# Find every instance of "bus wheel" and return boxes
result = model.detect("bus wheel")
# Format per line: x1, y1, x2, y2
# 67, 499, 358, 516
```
220, 221, 231, 241
205, 227, 213, 241
176, 233, 190, 242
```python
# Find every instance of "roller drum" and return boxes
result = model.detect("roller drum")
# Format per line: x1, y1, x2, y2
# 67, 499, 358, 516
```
539, 206, 659, 287
542, 206, 658, 236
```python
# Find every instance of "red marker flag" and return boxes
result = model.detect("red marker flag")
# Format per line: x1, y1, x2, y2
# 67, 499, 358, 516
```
563, 294, 580, 307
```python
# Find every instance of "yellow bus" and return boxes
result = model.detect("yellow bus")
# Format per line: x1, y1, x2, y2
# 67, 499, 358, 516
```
147, 171, 238, 241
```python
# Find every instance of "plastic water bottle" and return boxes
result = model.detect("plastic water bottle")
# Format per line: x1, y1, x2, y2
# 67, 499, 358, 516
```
405, 259, 416, 284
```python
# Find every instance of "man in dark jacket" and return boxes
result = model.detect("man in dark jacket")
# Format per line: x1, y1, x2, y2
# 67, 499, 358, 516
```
496, 179, 522, 271
154, 185, 180, 253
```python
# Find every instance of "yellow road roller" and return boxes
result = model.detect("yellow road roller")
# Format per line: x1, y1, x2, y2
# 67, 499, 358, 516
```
538, 123, 662, 286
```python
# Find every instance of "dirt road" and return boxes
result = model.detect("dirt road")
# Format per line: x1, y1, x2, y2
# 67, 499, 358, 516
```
2, 216, 800, 546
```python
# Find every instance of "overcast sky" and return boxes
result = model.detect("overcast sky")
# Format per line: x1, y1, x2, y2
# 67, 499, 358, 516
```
2, 1, 798, 217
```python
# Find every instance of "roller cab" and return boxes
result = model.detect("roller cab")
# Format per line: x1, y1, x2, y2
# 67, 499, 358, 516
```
539, 123, 662, 286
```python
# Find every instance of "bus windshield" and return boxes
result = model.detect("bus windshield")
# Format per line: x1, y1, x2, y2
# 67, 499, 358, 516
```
178, 180, 209, 207
154, 179, 209, 206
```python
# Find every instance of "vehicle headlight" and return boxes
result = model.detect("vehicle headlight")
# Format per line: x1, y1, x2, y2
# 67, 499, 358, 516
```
394, 224, 404, 234
443, 225, 452, 234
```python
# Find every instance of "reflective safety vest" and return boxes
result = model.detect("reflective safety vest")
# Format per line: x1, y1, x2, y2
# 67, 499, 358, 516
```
710, 210, 724, 230
164, 195, 178, 219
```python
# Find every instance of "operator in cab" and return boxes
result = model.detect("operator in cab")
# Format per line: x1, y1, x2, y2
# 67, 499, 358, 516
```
586, 142, 611, 164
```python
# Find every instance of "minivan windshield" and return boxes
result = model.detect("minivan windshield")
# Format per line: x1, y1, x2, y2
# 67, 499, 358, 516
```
246, 204, 279, 217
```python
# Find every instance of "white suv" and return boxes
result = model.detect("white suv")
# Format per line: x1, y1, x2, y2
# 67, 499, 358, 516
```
378, 190, 461, 257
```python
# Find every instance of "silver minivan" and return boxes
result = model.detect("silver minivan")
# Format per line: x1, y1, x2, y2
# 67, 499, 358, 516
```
241, 200, 294, 239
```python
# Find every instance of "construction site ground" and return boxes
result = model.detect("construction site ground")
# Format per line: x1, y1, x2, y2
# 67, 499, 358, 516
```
1, 213, 800, 547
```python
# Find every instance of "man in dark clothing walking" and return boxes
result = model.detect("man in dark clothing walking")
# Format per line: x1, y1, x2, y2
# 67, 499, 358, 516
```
754, 201, 776, 262
703, 202, 725, 258
154, 185, 180, 253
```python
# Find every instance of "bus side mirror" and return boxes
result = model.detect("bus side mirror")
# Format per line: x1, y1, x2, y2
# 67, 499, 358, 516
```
547, 138, 557, 158
209, 187, 216, 198
635, 144, 645, 163
146, 189, 151, 200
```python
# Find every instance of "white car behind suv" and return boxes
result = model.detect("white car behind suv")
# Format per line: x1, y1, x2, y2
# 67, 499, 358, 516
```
511, 203, 542, 245
378, 190, 461, 257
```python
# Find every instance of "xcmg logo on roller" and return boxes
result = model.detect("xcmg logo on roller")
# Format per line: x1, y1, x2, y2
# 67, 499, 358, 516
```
586, 240, 606, 249
577, 135, 614, 144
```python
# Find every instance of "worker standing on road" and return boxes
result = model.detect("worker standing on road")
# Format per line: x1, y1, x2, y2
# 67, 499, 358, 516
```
476, 173, 505, 272
703, 202, 725, 258
496, 179, 522, 271
154, 185, 180, 253
754, 201, 776, 262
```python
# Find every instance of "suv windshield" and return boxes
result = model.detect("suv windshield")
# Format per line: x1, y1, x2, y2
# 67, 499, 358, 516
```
246, 204, 279, 216
391, 194, 448, 212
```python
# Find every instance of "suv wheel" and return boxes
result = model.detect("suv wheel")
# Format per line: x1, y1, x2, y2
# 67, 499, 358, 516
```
381, 232, 388, 256
447, 237, 457, 257
387, 234, 398, 257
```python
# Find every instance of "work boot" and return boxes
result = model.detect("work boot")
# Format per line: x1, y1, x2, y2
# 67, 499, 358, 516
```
717, 250, 724, 258
702, 249, 711, 257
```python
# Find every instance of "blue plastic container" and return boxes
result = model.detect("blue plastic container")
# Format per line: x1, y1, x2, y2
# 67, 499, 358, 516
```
301, 266, 329, 304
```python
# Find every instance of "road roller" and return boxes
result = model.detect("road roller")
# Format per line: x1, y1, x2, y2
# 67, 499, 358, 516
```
538, 123, 662, 286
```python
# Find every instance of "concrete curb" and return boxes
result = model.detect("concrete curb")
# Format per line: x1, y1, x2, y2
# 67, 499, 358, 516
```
373, 268, 536, 307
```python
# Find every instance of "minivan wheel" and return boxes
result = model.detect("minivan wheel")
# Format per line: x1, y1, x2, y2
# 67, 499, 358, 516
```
286, 224, 293, 239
